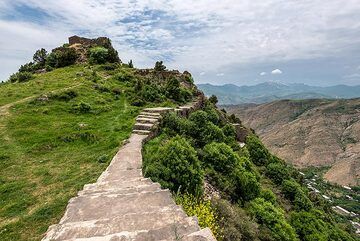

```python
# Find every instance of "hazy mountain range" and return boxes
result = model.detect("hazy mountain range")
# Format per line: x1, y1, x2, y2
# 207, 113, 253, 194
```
198, 82, 360, 105
225, 98, 360, 186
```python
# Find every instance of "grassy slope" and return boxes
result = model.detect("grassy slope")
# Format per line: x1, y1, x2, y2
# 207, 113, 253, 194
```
0, 65, 142, 240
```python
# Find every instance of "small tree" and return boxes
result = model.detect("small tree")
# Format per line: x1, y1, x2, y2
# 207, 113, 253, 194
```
33, 48, 47, 67
128, 59, 134, 68
209, 95, 218, 105
154, 61, 166, 71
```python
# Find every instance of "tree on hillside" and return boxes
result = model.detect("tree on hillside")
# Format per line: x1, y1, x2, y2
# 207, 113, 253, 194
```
33, 48, 48, 67
209, 95, 218, 105
154, 61, 166, 71
128, 59, 134, 68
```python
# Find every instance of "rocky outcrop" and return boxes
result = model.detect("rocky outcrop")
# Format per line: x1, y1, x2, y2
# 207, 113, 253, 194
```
42, 98, 215, 241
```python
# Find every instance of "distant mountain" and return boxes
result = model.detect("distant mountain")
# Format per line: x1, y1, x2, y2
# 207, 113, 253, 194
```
198, 82, 360, 104
225, 98, 360, 186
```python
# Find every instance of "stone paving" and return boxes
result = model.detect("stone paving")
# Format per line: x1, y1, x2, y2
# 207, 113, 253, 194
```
42, 102, 216, 241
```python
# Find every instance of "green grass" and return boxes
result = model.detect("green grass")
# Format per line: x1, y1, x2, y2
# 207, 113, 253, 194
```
0, 65, 143, 240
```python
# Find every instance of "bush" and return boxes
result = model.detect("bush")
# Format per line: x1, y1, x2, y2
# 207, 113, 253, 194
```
97, 154, 109, 163
202, 142, 240, 174
50, 90, 78, 101
260, 189, 277, 205
114, 70, 134, 82
246, 135, 272, 166
265, 162, 291, 185
161, 112, 191, 136
248, 198, 298, 241
290, 210, 330, 241
141, 84, 164, 102
72, 102, 92, 113
234, 168, 260, 201
9, 72, 33, 83
46, 47, 77, 68
165, 77, 181, 101
281, 179, 313, 211
175, 193, 221, 238
89, 47, 109, 64
143, 136, 203, 195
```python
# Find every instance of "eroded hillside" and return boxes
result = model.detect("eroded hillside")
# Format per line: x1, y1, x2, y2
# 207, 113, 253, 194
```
225, 99, 360, 186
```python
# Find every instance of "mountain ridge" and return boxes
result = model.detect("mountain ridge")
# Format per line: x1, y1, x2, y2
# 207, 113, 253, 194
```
198, 82, 360, 104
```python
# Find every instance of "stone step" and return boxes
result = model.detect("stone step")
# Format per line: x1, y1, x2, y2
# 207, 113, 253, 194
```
97, 168, 143, 183
135, 117, 159, 124
60, 190, 177, 223
60, 216, 199, 241
132, 129, 151, 135
143, 107, 174, 114
43, 207, 190, 240
78, 183, 161, 196
139, 112, 161, 117
137, 114, 161, 119
133, 122, 155, 131
83, 178, 153, 191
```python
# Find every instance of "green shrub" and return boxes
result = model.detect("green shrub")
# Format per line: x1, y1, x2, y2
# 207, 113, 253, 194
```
165, 77, 181, 101
260, 188, 277, 205
202, 142, 240, 174
281, 179, 313, 211
175, 193, 221, 238
246, 135, 272, 166
89, 47, 109, 64
265, 162, 291, 185
248, 198, 298, 241
50, 90, 78, 101
97, 154, 109, 163
141, 84, 164, 102
161, 112, 191, 136
144, 136, 203, 195
114, 69, 134, 82
46, 47, 77, 68
72, 102, 92, 113
234, 168, 260, 201
9, 72, 33, 83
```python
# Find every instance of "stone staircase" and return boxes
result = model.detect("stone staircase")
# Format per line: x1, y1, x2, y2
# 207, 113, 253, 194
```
42, 102, 216, 241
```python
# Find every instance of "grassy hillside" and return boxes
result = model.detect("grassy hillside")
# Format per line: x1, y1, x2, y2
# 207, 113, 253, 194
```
0, 65, 140, 240
0, 57, 196, 240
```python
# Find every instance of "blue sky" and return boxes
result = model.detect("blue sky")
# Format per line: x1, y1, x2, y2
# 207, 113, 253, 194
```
1, 0, 360, 86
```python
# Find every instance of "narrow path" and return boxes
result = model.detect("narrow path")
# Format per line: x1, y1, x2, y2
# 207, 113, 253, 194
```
42, 101, 216, 241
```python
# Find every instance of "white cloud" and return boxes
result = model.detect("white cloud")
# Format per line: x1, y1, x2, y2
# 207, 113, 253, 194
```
1, 0, 360, 82
271, 69, 283, 74
216, 73, 225, 76
260, 72, 267, 76
199, 72, 205, 76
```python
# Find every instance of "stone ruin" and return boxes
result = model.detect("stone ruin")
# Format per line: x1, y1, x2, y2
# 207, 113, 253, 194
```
66, 35, 121, 63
